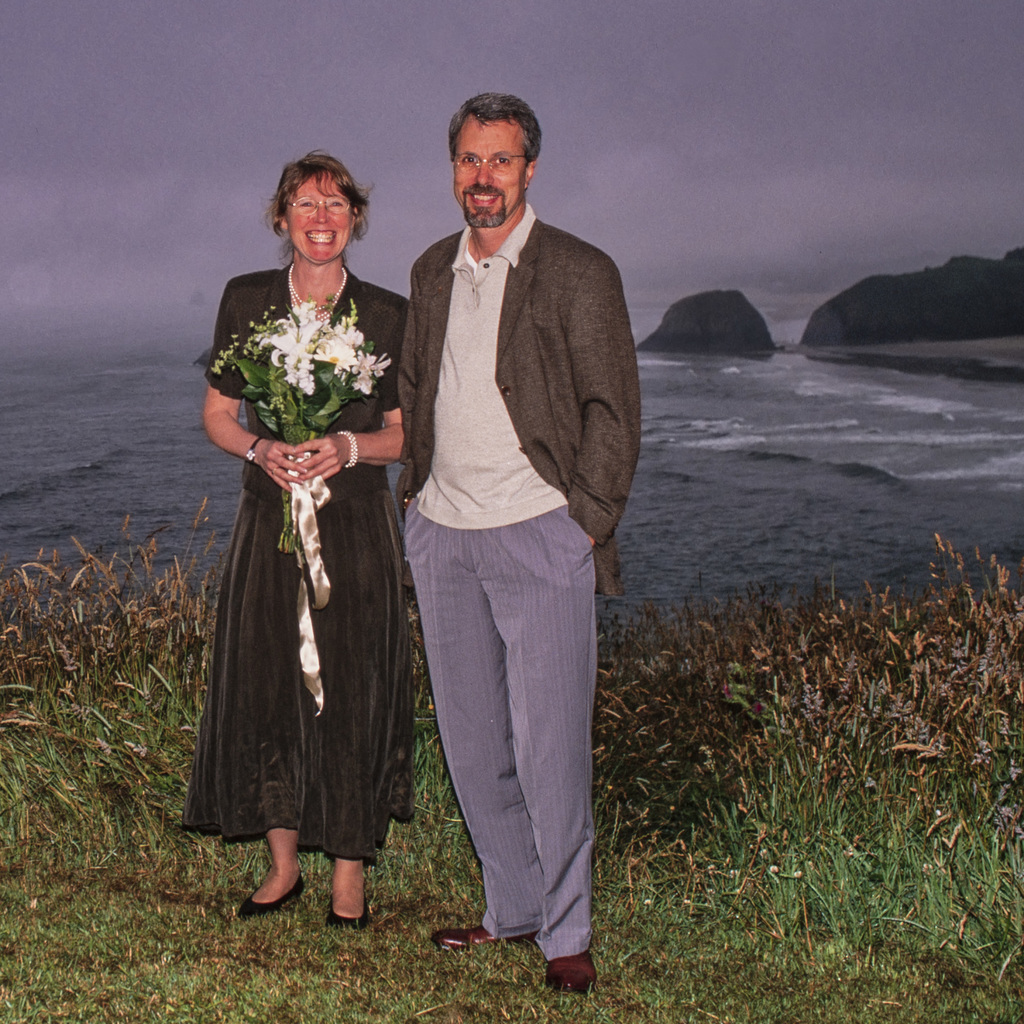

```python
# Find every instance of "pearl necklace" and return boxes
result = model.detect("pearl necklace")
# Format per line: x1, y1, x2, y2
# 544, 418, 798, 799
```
289, 263, 347, 322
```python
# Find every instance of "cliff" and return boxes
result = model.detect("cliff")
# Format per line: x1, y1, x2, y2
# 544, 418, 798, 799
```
801, 249, 1024, 347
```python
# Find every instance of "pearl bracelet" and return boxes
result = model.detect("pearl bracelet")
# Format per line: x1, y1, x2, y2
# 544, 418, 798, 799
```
339, 430, 358, 468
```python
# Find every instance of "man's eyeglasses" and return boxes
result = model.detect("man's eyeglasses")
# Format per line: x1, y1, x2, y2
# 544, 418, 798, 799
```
453, 153, 528, 175
289, 197, 351, 216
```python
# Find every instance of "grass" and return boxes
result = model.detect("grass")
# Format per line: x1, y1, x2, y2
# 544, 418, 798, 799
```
2, 529, 1024, 1021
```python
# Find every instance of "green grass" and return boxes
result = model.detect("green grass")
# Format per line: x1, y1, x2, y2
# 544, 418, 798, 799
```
3, 532, 1024, 1021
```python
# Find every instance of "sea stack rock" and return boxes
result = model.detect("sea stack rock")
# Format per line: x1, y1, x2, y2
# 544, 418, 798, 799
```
801, 249, 1024, 347
639, 289, 774, 354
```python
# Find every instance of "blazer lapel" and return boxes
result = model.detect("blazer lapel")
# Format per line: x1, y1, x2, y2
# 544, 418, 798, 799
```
496, 222, 541, 368
419, 240, 459, 401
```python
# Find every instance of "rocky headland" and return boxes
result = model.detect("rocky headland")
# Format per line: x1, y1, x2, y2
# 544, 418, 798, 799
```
639, 289, 774, 354
801, 248, 1024, 347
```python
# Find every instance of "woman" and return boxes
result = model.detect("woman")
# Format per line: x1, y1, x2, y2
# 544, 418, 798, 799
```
183, 152, 413, 928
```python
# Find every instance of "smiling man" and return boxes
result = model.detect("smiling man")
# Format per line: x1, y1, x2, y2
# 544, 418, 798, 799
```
398, 93, 641, 995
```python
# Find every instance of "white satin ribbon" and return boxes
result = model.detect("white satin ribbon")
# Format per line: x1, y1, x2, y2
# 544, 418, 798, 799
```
290, 476, 332, 714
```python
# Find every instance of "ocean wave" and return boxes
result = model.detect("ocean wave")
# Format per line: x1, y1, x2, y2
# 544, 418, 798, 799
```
667, 421, 1024, 452
909, 451, 1024, 483
870, 393, 976, 416
790, 378, 977, 417
832, 462, 901, 484
678, 435, 768, 452
830, 429, 1024, 449
747, 451, 813, 465
0, 454, 132, 508
637, 355, 694, 369
775, 419, 861, 434
682, 418, 747, 434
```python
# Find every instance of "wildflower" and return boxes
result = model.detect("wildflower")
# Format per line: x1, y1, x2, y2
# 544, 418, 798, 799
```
354, 349, 391, 394
993, 804, 1024, 841
801, 684, 825, 724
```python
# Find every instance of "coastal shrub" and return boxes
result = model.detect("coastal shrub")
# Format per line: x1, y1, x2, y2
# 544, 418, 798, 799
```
0, 520, 219, 857
4, 532, 1024, 971
593, 537, 1024, 966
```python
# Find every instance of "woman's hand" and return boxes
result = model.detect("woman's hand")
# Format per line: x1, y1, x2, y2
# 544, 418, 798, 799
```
283, 410, 405, 482
279, 435, 352, 483
204, 385, 403, 488
202, 387, 308, 493
252, 438, 309, 492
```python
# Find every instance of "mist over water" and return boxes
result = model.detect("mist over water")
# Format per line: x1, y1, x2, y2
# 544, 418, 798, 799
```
3, 336, 1024, 609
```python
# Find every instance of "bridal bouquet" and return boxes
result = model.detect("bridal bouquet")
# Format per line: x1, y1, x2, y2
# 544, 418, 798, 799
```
211, 297, 390, 553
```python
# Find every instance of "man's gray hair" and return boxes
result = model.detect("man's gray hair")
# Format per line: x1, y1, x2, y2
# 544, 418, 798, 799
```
448, 93, 542, 163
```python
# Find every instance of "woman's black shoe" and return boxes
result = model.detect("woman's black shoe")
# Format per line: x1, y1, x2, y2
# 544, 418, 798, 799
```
238, 875, 304, 918
326, 904, 370, 929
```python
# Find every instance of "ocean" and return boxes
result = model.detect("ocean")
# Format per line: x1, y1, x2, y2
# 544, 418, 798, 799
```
3, 336, 1024, 608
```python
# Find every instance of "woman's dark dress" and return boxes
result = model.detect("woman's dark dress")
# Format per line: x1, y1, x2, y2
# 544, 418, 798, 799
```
183, 268, 413, 859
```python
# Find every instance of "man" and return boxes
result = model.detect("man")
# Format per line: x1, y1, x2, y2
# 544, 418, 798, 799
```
398, 93, 641, 994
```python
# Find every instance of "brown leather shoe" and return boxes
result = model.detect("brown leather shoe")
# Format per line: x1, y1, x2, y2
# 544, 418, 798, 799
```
545, 950, 596, 993
431, 925, 538, 951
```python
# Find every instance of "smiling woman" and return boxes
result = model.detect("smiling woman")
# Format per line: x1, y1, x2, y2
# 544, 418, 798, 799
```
283, 189, 353, 268
181, 151, 413, 932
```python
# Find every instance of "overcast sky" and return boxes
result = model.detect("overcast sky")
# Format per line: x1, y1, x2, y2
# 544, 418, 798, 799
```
3, 0, 1022, 346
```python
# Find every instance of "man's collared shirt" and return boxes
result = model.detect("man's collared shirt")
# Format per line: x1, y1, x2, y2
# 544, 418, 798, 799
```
416, 205, 567, 530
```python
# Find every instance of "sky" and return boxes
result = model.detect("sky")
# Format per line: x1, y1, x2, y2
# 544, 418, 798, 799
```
2, 0, 1022, 347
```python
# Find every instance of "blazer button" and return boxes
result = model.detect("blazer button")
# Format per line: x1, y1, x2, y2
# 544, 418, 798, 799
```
403, 491, 414, 509
499, 384, 511, 397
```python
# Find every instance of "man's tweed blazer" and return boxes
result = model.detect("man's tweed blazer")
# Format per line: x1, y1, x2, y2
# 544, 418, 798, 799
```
397, 219, 641, 595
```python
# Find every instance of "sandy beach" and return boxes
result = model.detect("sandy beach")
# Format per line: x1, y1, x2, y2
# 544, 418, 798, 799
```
847, 335, 1024, 362
794, 335, 1024, 380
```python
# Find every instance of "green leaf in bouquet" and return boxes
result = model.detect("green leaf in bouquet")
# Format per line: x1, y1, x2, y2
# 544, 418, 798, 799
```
283, 421, 314, 444
237, 358, 271, 389
306, 413, 335, 433
317, 392, 345, 418
304, 385, 333, 415
281, 389, 301, 418
252, 400, 283, 438
312, 360, 337, 390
